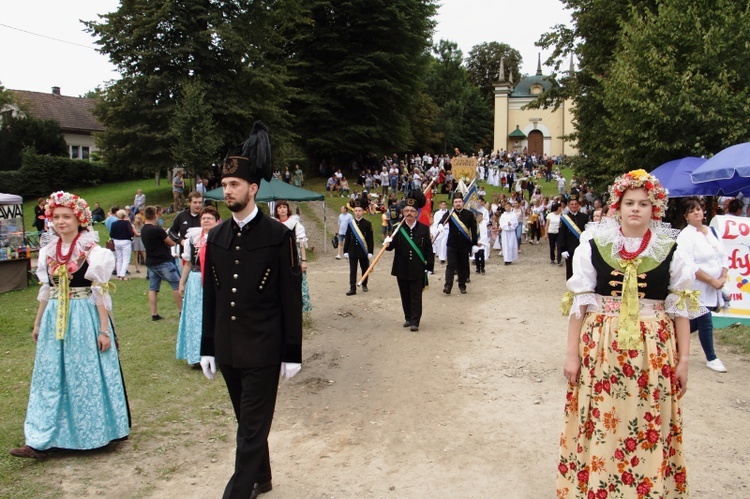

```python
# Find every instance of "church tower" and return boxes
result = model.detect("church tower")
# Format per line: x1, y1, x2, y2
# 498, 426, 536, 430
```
492, 58, 513, 153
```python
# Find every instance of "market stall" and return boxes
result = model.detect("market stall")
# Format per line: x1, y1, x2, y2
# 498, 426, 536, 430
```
0, 193, 30, 293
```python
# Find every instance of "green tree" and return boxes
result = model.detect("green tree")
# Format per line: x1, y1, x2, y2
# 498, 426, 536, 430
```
0, 81, 14, 109
600, 0, 750, 170
86, 0, 297, 175
0, 115, 68, 170
466, 42, 522, 107
170, 79, 222, 180
425, 40, 492, 154
286, 0, 438, 166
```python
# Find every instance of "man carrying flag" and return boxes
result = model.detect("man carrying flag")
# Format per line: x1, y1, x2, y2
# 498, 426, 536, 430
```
438, 193, 477, 295
383, 191, 434, 331
344, 201, 374, 295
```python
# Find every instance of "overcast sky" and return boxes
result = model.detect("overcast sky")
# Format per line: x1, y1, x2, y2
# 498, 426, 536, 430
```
1, 0, 572, 97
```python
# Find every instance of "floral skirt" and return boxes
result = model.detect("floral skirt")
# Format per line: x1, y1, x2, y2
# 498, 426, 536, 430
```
176, 271, 202, 364
298, 245, 311, 312
557, 298, 688, 497
25, 297, 130, 450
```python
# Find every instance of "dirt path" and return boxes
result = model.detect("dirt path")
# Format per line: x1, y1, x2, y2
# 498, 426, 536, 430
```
45, 226, 750, 498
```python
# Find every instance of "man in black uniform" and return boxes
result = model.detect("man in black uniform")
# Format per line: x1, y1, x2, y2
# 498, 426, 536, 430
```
438, 193, 477, 294
200, 122, 302, 499
384, 192, 434, 331
559, 194, 589, 280
343, 201, 374, 295
168, 191, 204, 267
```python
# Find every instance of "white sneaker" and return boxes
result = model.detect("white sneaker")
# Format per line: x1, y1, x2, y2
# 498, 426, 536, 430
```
335, 255, 341, 260
706, 358, 727, 373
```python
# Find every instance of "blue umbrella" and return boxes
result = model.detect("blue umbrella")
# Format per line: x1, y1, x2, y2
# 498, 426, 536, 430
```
650, 157, 716, 196
691, 142, 750, 183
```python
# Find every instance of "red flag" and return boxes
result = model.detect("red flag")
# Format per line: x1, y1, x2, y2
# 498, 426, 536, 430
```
418, 188, 432, 226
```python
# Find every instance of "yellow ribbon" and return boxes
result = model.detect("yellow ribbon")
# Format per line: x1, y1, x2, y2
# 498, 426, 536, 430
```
98, 281, 117, 294
560, 291, 575, 316
675, 289, 701, 312
617, 258, 642, 350
54, 264, 70, 341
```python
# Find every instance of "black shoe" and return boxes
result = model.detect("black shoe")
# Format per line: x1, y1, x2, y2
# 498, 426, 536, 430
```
346, 289, 356, 296
410, 325, 419, 332
481, 269, 485, 274
476, 269, 481, 274
505, 262, 511, 266
459, 287, 467, 294
362, 285, 369, 292
443, 286, 451, 295
403, 321, 411, 328
250, 480, 273, 499
152, 314, 164, 321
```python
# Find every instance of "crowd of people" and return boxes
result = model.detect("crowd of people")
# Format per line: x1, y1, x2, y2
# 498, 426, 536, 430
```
13, 140, 745, 498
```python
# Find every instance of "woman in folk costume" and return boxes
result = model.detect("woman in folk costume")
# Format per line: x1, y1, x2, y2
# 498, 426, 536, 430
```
499, 202, 519, 265
274, 201, 312, 312
10, 192, 130, 459
557, 170, 702, 497
177, 206, 221, 365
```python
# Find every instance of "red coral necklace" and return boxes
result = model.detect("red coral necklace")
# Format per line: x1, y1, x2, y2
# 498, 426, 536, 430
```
56, 233, 81, 264
618, 228, 651, 260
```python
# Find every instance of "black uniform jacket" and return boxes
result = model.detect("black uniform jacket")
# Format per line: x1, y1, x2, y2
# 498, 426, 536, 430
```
343, 217, 374, 257
439, 208, 478, 249
201, 210, 302, 367
386, 221, 435, 280
559, 211, 589, 255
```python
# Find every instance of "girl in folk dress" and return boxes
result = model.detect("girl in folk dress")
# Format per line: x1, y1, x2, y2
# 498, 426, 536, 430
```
10, 192, 129, 459
176, 206, 221, 365
558, 170, 701, 497
275, 201, 312, 312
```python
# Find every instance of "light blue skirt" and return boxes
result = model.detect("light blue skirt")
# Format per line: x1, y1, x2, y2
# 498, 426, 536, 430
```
25, 297, 130, 451
176, 271, 202, 364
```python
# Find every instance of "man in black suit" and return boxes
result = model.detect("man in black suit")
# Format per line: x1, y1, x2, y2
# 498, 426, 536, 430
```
438, 193, 477, 294
343, 200, 374, 295
201, 122, 302, 499
384, 193, 434, 331
559, 194, 589, 280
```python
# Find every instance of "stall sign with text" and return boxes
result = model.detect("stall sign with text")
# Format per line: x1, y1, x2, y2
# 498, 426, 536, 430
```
710, 215, 750, 318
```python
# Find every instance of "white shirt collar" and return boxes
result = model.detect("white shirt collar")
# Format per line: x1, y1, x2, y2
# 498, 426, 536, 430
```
233, 206, 259, 229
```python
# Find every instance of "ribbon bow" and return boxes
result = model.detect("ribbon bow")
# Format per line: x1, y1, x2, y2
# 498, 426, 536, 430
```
560, 291, 575, 316
675, 289, 700, 312
54, 264, 70, 340
617, 258, 642, 350
98, 281, 117, 294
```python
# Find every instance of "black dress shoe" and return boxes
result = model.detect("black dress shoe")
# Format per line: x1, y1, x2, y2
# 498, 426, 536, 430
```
346, 289, 356, 296
459, 287, 467, 294
403, 321, 411, 327
250, 480, 273, 499
362, 285, 369, 292
410, 325, 419, 332
443, 286, 451, 295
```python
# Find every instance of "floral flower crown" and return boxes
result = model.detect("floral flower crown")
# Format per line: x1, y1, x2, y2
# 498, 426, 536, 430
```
45, 191, 92, 228
608, 169, 668, 220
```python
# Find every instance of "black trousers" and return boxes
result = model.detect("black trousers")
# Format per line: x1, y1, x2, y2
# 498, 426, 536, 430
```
219, 364, 281, 499
349, 253, 369, 288
548, 233, 562, 263
474, 249, 485, 271
397, 277, 423, 326
445, 247, 470, 289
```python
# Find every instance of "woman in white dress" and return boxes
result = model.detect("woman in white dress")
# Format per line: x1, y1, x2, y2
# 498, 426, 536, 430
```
499, 202, 519, 265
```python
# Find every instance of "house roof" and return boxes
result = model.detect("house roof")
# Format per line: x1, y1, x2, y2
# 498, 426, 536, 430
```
10, 90, 103, 134
508, 126, 526, 138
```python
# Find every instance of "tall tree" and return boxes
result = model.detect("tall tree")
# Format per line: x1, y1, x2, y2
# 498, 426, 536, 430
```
466, 42, 522, 107
170, 79, 222, 179
0, 115, 68, 171
425, 40, 492, 154
86, 0, 297, 175
286, 0, 438, 166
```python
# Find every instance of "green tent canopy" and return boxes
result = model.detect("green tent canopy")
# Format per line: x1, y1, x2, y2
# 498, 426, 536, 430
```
204, 178, 324, 202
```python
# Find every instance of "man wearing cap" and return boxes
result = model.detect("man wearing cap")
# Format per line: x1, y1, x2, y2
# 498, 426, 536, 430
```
343, 201, 374, 295
384, 193, 434, 331
559, 194, 589, 280
200, 122, 302, 499
438, 193, 477, 294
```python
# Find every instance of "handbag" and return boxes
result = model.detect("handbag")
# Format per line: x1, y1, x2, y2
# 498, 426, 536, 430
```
106, 239, 115, 251
331, 235, 339, 249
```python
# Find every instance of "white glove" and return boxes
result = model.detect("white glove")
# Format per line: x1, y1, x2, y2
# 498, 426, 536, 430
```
471, 245, 480, 255
344, 253, 349, 259
561, 251, 570, 260
383, 236, 393, 246
280, 362, 301, 380
368, 253, 373, 259
200, 356, 216, 380
437, 224, 445, 233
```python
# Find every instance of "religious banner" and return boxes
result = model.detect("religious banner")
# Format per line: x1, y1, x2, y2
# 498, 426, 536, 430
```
709, 215, 750, 323
451, 157, 477, 183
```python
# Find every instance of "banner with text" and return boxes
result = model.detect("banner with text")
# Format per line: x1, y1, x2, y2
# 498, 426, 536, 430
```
451, 157, 477, 182
710, 215, 750, 319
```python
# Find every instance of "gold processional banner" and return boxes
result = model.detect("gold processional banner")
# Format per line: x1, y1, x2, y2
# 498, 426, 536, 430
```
451, 157, 477, 181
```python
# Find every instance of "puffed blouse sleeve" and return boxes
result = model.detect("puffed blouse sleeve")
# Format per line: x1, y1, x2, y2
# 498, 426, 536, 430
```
181, 236, 194, 261
294, 222, 308, 248
563, 232, 598, 318
36, 244, 51, 302
85, 245, 116, 311
665, 243, 706, 319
